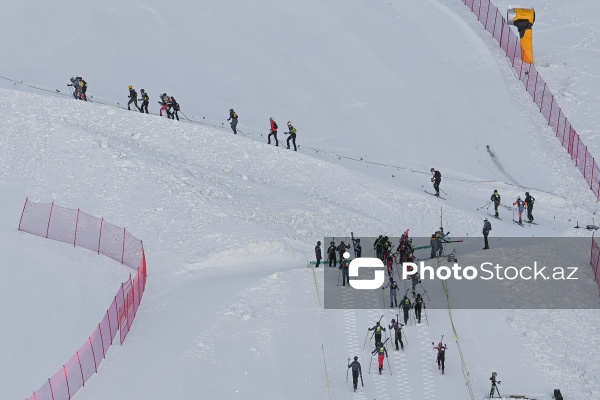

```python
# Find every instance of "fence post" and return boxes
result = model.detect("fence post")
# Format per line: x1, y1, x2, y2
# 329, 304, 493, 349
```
575, 135, 580, 166
549, 97, 555, 128
46, 201, 55, 238
76, 351, 85, 387
484, 0, 490, 29
526, 63, 532, 88
18, 197, 28, 231
584, 146, 588, 183
592, 160, 596, 192
562, 118, 568, 146
533, 71, 539, 102
89, 337, 98, 372
97, 217, 104, 255
63, 365, 71, 399
48, 378, 55, 400
121, 227, 126, 264
493, 11, 498, 38
98, 323, 106, 359
106, 309, 114, 345
499, 17, 505, 49
539, 83, 546, 112
74, 209, 80, 247
477, 0, 482, 19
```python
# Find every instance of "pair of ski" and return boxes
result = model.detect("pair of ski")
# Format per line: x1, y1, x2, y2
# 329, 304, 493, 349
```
424, 191, 446, 200
513, 220, 538, 227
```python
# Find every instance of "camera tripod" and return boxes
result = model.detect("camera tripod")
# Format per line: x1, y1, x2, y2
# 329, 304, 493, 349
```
489, 381, 501, 398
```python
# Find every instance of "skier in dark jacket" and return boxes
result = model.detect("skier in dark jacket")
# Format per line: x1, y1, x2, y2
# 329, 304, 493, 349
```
268, 117, 278, 146
159, 93, 172, 118
433, 342, 448, 374
389, 318, 404, 351
227, 109, 238, 134
139, 89, 149, 113
400, 294, 412, 324
483, 218, 492, 250
341, 257, 350, 286
382, 278, 398, 308
524, 192, 535, 222
352, 237, 362, 258
169, 97, 180, 120
490, 190, 501, 218
431, 168, 442, 197
372, 341, 389, 375
127, 85, 140, 111
285, 121, 297, 151
337, 241, 350, 265
327, 241, 337, 268
315, 241, 322, 268
347, 356, 362, 392
368, 321, 386, 345
414, 293, 425, 323
374, 235, 384, 260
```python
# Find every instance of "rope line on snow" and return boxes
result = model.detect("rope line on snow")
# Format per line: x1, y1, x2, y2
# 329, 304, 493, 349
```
1, 72, 597, 212
439, 257, 475, 400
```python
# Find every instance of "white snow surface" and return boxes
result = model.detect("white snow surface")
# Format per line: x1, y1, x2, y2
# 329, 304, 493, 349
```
0, 0, 599, 399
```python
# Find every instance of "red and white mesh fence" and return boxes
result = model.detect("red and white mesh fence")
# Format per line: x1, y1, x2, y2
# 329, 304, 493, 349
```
18, 199, 148, 400
462, 0, 600, 200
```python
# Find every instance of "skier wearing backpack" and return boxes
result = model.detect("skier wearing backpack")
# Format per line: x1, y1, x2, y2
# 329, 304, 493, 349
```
482, 218, 492, 250
347, 356, 362, 392
169, 97, 180, 120
388, 318, 404, 350
285, 121, 297, 151
524, 192, 535, 222
382, 278, 398, 308
414, 293, 425, 323
490, 190, 501, 218
159, 93, 171, 118
433, 342, 448, 374
352, 237, 362, 258
513, 196, 525, 224
268, 117, 278, 146
341, 256, 350, 286
430, 230, 439, 258
227, 109, 238, 134
400, 294, 412, 324
430, 168, 442, 197
77, 77, 87, 101
368, 321, 386, 345
337, 241, 350, 266
315, 241, 322, 268
327, 241, 337, 268
139, 89, 149, 113
371, 341, 389, 375
127, 86, 140, 111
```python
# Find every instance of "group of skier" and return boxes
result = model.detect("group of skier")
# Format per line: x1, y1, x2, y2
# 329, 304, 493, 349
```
267, 117, 299, 151
67, 77, 88, 101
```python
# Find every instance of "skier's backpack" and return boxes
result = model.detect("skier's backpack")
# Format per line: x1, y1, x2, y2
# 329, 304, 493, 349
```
232, 111, 238, 119
435, 171, 441, 179
553, 389, 563, 400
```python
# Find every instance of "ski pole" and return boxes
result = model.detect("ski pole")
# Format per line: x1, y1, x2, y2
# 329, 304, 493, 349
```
360, 372, 363, 387
419, 281, 431, 301
361, 329, 370, 351
368, 354, 373, 374
179, 110, 193, 123
386, 353, 393, 375
402, 327, 408, 345
423, 305, 430, 326
346, 358, 350, 383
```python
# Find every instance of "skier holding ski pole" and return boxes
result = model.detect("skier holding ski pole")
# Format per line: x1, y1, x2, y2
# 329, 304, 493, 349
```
371, 340, 390, 375
432, 337, 448, 374
368, 320, 386, 347
389, 317, 404, 351
382, 278, 398, 308
347, 356, 363, 392
400, 291, 412, 324
414, 293, 425, 324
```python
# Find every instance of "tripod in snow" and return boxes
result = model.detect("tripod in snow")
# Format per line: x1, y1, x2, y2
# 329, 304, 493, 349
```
489, 372, 501, 398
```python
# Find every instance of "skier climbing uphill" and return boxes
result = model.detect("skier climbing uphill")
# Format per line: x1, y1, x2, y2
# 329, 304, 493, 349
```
347, 356, 362, 392
433, 341, 448, 374
430, 168, 442, 197
513, 196, 525, 224
368, 321, 386, 345
371, 341, 389, 375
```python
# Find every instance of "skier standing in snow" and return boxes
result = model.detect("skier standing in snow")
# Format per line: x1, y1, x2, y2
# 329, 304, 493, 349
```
315, 241, 322, 268
285, 121, 297, 151
490, 190, 501, 218
268, 117, 279, 146
382, 278, 398, 308
169, 97, 180, 120
389, 318, 404, 351
430, 168, 442, 197
374, 235, 384, 260
524, 192, 535, 222
341, 256, 350, 286
482, 218, 492, 250
372, 341, 389, 375
433, 341, 448, 374
400, 293, 412, 324
368, 321, 386, 345
159, 93, 171, 118
227, 109, 238, 134
352, 237, 362, 258
327, 241, 337, 268
139, 89, 149, 113
513, 196, 525, 224
430, 230, 439, 258
127, 85, 140, 111
414, 293, 425, 323
337, 241, 350, 266
347, 356, 362, 392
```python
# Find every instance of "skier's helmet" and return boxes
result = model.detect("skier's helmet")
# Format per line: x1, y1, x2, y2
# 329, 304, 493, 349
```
141, 89, 145, 93
354, 356, 358, 361
331, 241, 334, 245
494, 189, 498, 193
376, 321, 380, 326
317, 241, 321, 245
270, 117, 274, 120
287, 121, 292, 125
230, 108, 233, 112
417, 293, 421, 298
517, 196, 521, 199
129, 85, 132, 89
356, 238, 360, 242
525, 192, 529, 196
430, 168, 435, 172
484, 218, 488, 221
391, 318, 395, 323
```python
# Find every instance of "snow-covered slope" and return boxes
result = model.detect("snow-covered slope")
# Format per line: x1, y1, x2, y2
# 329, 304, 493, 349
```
1, 0, 600, 399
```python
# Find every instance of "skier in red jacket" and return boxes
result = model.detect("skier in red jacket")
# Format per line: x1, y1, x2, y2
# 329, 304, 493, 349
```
433, 341, 448, 374
268, 117, 279, 146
